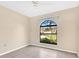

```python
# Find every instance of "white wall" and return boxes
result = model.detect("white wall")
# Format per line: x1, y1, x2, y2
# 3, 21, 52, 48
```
0, 6, 30, 54
30, 7, 78, 53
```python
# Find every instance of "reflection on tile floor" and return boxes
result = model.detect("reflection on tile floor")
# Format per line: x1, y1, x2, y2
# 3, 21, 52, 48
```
0, 45, 78, 58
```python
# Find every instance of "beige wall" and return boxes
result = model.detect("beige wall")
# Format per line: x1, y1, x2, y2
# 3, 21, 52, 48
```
76, 7, 79, 57
0, 6, 30, 54
30, 7, 79, 53
0, 5, 78, 56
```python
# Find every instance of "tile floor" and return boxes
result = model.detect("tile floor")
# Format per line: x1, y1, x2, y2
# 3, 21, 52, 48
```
0, 45, 78, 58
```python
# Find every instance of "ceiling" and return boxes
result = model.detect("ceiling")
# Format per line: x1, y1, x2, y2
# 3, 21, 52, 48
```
0, 1, 79, 17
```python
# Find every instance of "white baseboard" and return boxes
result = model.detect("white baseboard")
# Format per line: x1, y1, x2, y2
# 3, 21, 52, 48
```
0, 44, 77, 57
30, 44, 77, 54
0, 44, 29, 56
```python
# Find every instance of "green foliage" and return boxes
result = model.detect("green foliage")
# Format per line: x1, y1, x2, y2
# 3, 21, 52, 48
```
40, 37, 57, 45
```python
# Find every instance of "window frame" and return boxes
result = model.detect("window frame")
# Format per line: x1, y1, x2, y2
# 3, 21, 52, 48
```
40, 20, 57, 45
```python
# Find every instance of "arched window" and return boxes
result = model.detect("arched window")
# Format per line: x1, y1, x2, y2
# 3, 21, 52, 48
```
40, 19, 57, 45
